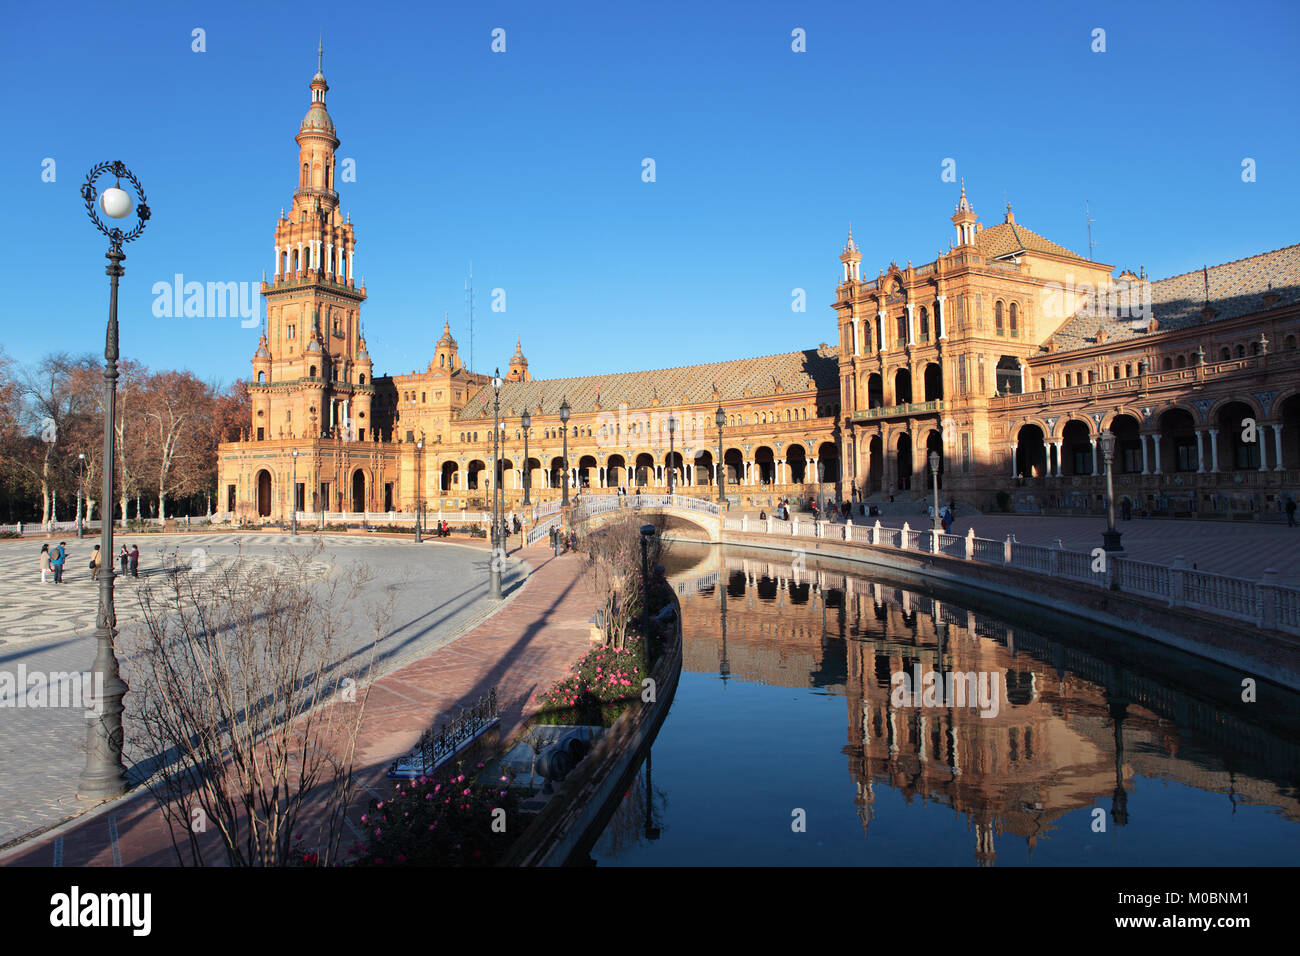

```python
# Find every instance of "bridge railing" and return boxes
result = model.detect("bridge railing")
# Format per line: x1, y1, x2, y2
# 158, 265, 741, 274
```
571, 493, 723, 522
722, 516, 1298, 635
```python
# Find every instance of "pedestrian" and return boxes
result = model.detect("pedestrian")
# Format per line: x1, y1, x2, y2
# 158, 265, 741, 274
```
120, 545, 129, 572
888, 482, 895, 503
129, 544, 139, 578
51, 541, 67, 584
90, 544, 102, 581
40, 543, 51, 583
1287, 496, 1297, 527
759, 509, 767, 520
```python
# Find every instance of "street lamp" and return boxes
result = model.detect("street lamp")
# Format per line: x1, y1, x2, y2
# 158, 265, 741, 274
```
559, 396, 571, 508
715, 405, 726, 504
1100, 432, 1123, 552
76, 453, 85, 539
414, 439, 423, 543
667, 413, 676, 497
929, 450, 941, 534
490, 370, 503, 600
291, 450, 299, 535
640, 523, 656, 666
79, 160, 150, 800
521, 409, 531, 506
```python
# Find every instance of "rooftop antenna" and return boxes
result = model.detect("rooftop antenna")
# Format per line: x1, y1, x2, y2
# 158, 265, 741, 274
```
465, 262, 475, 375
1085, 200, 1097, 261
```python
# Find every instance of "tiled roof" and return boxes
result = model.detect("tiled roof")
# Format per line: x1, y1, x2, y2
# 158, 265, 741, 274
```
455, 346, 841, 422
1046, 243, 1300, 353
976, 221, 1087, 261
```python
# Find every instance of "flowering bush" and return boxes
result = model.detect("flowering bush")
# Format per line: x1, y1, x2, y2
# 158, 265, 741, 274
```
351, 762, 520, 867
534, 638, 649, 726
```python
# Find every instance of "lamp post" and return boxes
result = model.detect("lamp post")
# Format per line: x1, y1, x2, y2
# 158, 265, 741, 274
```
640, 523, 655, 664
79, 161, 150, 800
929, 450, 941, 534
291, 450, 299, 535
76, 453, 85, 539
560, 396, 571, 508
521, 409, 531, 506
667, 413, 676, 497
715, 405, 726, 504
1100, 432, 1123, 552
414, 439, 423, 543
490, 370, 503, 600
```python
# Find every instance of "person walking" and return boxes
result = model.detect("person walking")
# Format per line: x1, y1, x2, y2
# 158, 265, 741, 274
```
51, 541, 67, 584
129, 544, 140, 578
40, 543, 52, 584
1287, 496, 1297, 527
90, 544, 102, 581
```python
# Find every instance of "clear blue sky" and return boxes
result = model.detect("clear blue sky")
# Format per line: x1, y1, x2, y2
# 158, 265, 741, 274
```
3, 0, 1298, 386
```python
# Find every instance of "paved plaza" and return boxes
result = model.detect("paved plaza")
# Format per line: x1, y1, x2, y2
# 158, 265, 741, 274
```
0, 531, 527, 849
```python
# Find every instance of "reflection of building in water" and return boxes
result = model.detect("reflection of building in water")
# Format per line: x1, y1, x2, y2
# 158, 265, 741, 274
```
671, 549, 1300, 864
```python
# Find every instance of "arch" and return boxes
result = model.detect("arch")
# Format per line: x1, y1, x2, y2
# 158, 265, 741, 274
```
441, 460, 459, 491
1207, 394, 1264, 424
664, 450, 684, 488
723, 448, 744, 485
754, 445, 775, 485
1157, 408, 1197, 473
867, 373, 883, 409
257, 371, 266, 384
1216, 400, 1260, 470
867, 434, 883, 493
578, 454, 598, 489
256, 469, 272, 517
1014, 424, 1047, 478
924, 429, 943, 488
923, 362, 943, 402
467, 459, 486, 490
693, 449, 714, 486
895, 432, 913, 490
995, 355, 1023, 395
606, 453, 627, 487
1279, 394, 1300, 469
309, 365, 317, 378
815, 442, 839, 483
1108, 414, 1142, 474
634, 452, 655, 487
1061, 419, 1094, 475
351, 469, 366, 513
498, 457, 515, 488
786, 443, 807, 484
549, 456, 566, 489
894, 368, 913, 404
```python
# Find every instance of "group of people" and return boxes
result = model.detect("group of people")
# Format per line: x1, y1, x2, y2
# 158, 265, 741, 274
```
548, 525, 578, 554
39, 542, 138, 584
927, 503, 957, 533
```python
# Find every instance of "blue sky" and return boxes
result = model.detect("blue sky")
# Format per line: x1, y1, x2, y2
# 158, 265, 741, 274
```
3, 0, 1298, 385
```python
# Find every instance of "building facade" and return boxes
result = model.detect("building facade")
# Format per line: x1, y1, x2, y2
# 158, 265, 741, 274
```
219, 66, 1300, 523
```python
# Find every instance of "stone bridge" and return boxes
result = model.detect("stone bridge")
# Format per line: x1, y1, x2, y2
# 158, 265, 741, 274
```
570, 493, 724, 542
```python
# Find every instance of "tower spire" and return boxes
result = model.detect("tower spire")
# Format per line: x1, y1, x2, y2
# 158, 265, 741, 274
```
317, 34, 324, 74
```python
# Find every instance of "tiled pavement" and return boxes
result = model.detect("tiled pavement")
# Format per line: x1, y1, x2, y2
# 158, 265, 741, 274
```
0, 531, 532, 852
0, 537, 593, 866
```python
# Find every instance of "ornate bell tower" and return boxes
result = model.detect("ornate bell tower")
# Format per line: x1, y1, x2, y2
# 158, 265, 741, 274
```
252, 43, 372, 442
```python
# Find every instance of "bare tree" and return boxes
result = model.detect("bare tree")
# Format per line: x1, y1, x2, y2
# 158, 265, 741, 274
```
16, 353, 99, 523
578, 514, 668, 649
123, 541, 385, 866
142, 370, 209, 519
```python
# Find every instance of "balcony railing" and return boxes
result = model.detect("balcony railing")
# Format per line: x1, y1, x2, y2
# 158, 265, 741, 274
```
852, 400, 943, 422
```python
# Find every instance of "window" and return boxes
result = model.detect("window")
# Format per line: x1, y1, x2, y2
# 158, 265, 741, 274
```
1220, 347, 1231, 361
919, 307, 929, 340
359, 374, 366, 385
961, 433, 971, 473
406, 430, 415, 443
1087, 370, 1095, 384
1287, 335, 1297, 350
995, 301, 1004, 334
1040, 377, 1047, 391
1065, 372, 1072, 387
1236, 345, 1245, 358
1163, 357, 1172, 370
421, 392, 426, 403
1251, 341, 1261, 355
1009, 303, 1019, 338
257, 371, 265, 383
1176, 355, 1186, 368
1113, 365, 1120, 380
1125, 363, 1132, 378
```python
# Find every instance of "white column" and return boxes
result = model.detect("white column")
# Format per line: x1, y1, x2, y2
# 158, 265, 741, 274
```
1091, 440, 1099, 475
1019, 364, 1027, 392
274, 245, 281, 278
1010, 443, 1017, 477
297, 242, 304, 272
1258, 431, 1270, 471
1195, 430, 1206, 473
348, 251, 354, 280
906, 304, 915, 345
936, 296, 947, 340
852, 321, 860, 356
1139, 434, 1149, 474
326, 242, 334, 275
1151, 433, 1162, 474
878, 311, 887, 352
342, 399, 350, 436
1208, 428, 1219, 473
329, 399, 335, 428
1273, 424, 1285, 471
1053, 441, 1064, 477
777, 459, 785, 484
338, 246, 345, 276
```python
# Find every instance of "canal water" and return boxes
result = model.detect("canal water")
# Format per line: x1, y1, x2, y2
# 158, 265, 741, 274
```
589, 542, 1300, 866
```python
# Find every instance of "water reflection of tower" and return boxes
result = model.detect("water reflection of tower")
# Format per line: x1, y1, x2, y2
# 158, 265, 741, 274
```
718, 576, 730, 682
974, 811, 997, 866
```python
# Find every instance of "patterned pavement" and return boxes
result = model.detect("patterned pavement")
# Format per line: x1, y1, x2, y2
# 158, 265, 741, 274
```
0, 531, 527, 849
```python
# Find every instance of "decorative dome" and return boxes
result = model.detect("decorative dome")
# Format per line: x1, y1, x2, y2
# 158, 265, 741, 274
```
306, 337, 322, 353
436, 317, 457, 348
300, 103, 335, 134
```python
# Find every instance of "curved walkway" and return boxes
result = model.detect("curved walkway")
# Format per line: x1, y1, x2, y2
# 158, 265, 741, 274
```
0, 539, 594, 866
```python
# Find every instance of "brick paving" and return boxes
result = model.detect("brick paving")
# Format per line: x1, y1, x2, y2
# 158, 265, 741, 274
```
0, 533, 590, 864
